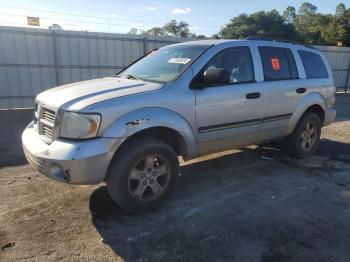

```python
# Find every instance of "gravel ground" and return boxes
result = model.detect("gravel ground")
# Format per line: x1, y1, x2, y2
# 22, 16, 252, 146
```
0, 94, 350, 262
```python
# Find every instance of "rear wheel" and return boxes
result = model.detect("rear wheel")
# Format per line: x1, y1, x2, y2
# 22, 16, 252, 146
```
282, 112, 321, 158
106, 137, 179, 212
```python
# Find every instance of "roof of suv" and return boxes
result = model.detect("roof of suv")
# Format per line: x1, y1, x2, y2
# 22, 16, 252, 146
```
173, 39, 316, 52
173, 39, 240, 46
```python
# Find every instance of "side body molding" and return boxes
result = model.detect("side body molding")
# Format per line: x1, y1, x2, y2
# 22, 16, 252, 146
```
102, 107, 198, 158
286, 92, 326, 135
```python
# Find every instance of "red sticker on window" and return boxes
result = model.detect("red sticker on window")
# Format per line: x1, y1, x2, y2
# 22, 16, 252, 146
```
271, 58, 280, 70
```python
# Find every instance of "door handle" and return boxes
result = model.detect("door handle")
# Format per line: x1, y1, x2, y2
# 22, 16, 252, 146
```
296, 88, 306, 94
246, 92, 261, 99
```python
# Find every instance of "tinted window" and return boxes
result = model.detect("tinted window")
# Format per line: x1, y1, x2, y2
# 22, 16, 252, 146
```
203, 47, 255, 84
259, 47, 298, 81
298, 50, 328, 78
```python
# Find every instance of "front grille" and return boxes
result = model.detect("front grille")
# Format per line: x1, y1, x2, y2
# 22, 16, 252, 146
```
38, 106, 56, 141
42, 123, 53, 139
42, 108, 56, 123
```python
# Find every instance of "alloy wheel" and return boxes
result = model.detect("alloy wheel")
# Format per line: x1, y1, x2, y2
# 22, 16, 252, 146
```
300, 120, 317, 151
128, 154, 170, 201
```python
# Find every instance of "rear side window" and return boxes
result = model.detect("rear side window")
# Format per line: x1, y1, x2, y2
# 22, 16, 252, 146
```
298, 50, 328, 78
259, 47, 298, 81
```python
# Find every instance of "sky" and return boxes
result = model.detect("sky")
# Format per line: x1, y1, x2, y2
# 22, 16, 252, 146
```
0, 0, 349, 36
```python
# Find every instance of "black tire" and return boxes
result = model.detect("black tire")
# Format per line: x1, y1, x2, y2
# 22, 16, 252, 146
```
106, 137, 179, 212
281, 112, 322, 159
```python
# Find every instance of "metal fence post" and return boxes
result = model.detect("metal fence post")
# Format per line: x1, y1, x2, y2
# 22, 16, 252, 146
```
52, 31, 60, 86
143, 37, 147, 55
345, 62, 350, 93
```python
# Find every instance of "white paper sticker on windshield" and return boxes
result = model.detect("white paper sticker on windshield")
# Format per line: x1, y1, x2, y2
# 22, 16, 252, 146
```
168, 57, 191, 64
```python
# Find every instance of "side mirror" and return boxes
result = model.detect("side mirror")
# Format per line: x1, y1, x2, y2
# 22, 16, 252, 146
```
201, 68, 230, 85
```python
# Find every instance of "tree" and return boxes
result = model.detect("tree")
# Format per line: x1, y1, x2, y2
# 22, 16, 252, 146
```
128, 28, 138, 35
283, 6, 296, 24
211, 34, 221, 39
335, 3, 346, 18
298, 2, 317, 15
163, 20, 190, 37
195, 34, 207, 39
215, 2, 350, 46
294, 2, 320, 44
141, 20, 197, 38
342, 8, 350, 45
294, 2, 317, 32
323, 3, 348, 45
189, 33, 206, 39
310, 14, 333, 44
295, 2, 317, 31
49, 24, 62, 30
220, 10, 296, 41
144, 27, 165, 37
323, 18, 347, 44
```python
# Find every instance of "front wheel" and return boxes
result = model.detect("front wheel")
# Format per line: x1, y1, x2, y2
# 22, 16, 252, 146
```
106, 137, 179, 212
282, 112, 322, 158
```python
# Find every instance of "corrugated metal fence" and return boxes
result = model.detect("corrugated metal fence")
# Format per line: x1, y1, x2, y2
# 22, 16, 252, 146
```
315, 45, 350, 91
0, 26, 184, 109
0, 26, 349, 109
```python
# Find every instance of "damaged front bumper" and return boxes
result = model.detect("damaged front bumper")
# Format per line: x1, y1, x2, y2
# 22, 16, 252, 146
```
22, 122, 121, 184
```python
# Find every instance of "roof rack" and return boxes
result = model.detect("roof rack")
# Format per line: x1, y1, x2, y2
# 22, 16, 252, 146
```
245, 35, 291, 44
244, 35, 316, 49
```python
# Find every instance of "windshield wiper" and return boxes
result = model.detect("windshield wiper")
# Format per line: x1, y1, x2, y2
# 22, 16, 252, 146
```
113, 75, 144, 81
114, 74, 141, 81
125, 74, 140, 80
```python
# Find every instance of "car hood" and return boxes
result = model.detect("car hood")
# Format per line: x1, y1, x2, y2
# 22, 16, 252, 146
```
36, 77, 164, 111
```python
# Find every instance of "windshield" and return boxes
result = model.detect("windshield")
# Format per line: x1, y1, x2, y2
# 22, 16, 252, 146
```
118, 45, 210, 83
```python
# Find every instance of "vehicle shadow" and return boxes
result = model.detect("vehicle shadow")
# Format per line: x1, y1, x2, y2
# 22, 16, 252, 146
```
0, 109, 33, 167
317, 138, 350, 159
89, 138, 350, 262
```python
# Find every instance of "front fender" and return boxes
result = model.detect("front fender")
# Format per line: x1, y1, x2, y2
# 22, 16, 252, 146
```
102, 107, 197, 158
286, 92, 326, 135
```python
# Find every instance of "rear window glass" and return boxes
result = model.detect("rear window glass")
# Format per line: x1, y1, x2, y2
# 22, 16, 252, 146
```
298, 50, 328, 78
259, 47, 298, 81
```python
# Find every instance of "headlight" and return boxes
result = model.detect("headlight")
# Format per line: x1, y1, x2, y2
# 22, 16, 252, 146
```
59, 111, 101, 139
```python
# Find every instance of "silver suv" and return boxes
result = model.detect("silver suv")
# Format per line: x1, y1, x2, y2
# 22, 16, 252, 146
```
22, 39, 336, 212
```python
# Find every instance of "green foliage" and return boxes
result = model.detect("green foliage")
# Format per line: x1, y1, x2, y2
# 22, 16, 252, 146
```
136, 2, 349, 44
163, 20, 190, 38
298, 2, 317, 15
220, 10, 296, 41
218, 2, 350, 46
336, 3, 346, 18
283, 6, 296, 24
143, 20, 204, 39
143, 27, 165, 37
128, 28, 138, 35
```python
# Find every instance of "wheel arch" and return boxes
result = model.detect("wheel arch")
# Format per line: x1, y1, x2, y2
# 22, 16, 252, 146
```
119, 126, 188, 157
102, 107, 197, 159
302, 104, 325, 124
286, 92, 326, 135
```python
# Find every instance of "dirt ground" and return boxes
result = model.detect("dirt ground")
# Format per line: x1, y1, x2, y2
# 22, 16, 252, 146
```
1, 94, 350, 262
